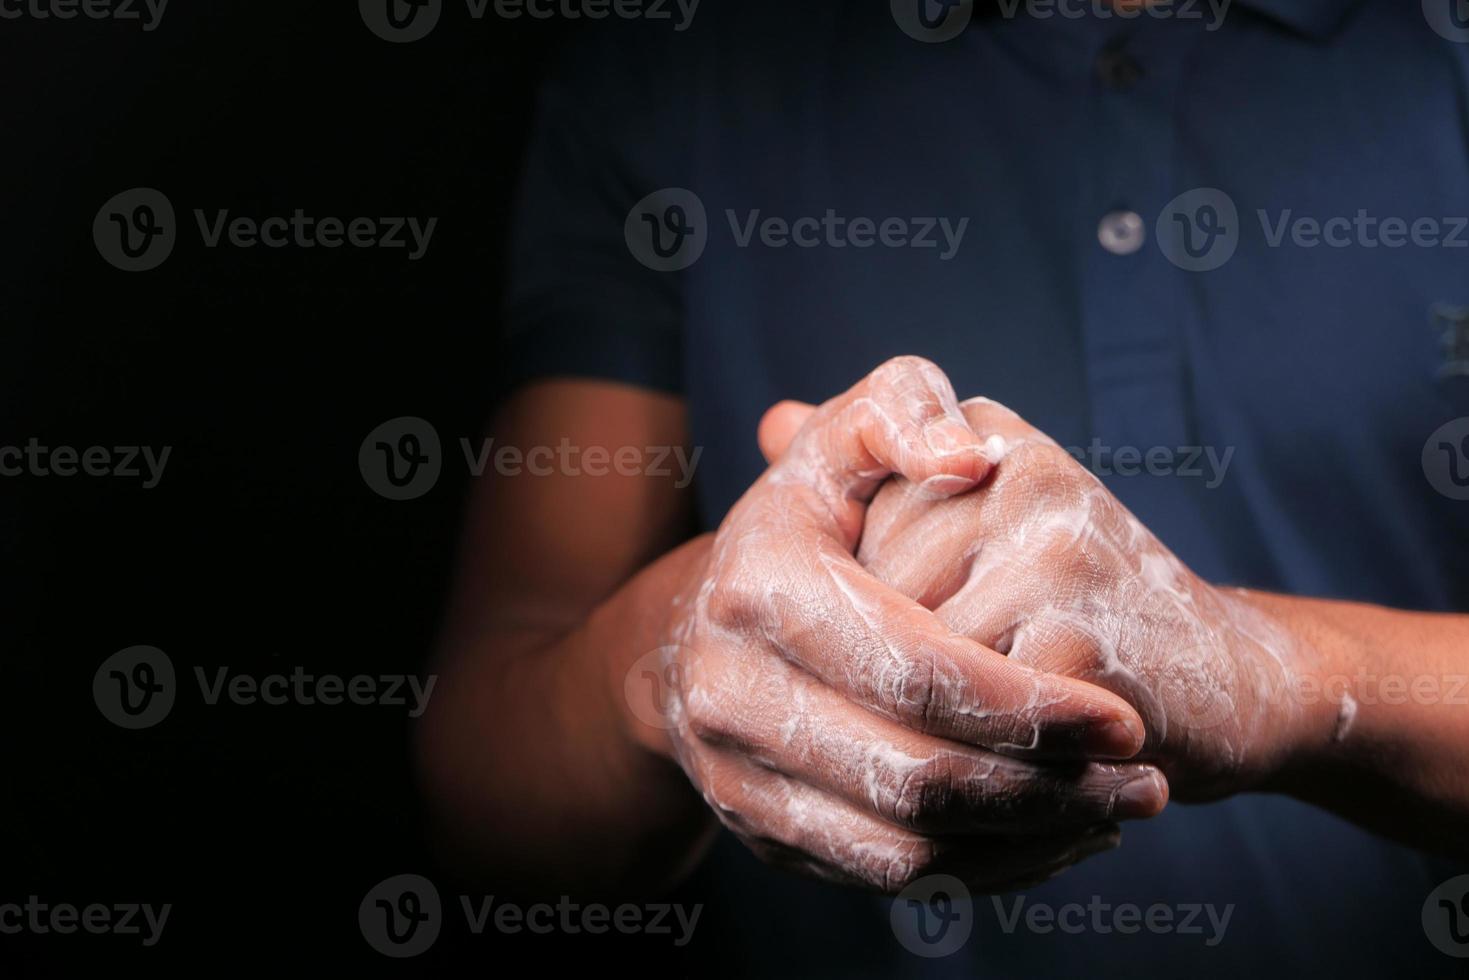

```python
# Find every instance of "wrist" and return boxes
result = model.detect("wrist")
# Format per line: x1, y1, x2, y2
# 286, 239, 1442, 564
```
1224, 589, 1366, 795
602, 534, 715, 762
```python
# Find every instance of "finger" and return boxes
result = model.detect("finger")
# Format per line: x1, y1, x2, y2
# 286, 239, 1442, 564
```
956, 395, 1058, 463
768, 356, 992, 545
700, 519, 1146, 758
859, 478, 992, 610
684, 641, 1170, 833
694, 747, 1123, 894
757, 400, 816, 463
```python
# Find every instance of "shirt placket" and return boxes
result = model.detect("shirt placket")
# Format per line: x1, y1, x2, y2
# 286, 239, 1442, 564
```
1075, 18, 1202, 459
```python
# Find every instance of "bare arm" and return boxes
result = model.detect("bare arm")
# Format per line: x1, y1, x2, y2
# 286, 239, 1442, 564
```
418, 379, 713, 892
1250, 592, 1469, 855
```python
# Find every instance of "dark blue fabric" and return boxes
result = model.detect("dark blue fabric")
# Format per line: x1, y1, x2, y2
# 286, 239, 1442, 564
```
506, 2, 1469, 975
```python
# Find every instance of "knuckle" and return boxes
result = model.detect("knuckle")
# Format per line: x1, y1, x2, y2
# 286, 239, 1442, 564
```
1038, 438, 1082, 470
678, 667, 730, 744
680, 689, 722, 744
703, 571, 763, 630
882, 647, 942, 733
889, 755, 958, 830
1011, 442, 1078, 489
880, 838, 940, 893
871, 354, 939, 386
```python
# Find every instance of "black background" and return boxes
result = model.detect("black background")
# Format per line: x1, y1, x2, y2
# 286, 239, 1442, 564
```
0, 3, 693, 973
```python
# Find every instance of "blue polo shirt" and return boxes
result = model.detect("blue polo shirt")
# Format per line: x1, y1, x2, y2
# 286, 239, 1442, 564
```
505, 2, 1469, 974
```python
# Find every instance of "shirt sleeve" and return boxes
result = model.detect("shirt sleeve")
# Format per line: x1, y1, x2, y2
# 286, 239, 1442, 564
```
500, 26, 691, 397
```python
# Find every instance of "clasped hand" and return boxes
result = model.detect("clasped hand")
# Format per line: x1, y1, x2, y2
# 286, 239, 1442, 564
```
650, 358, 1321, 893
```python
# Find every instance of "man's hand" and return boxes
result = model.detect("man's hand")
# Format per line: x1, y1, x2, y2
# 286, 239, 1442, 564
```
642, 359, 1170, 894
852, 397, 1337, 800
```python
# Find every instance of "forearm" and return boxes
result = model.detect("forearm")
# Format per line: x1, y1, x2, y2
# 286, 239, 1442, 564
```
417, 535, 716, 893
1243, 591, 1469, 856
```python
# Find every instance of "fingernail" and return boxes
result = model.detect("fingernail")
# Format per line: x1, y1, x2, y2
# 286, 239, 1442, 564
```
1084, 718, 1144, 759
918, 473, 976, 496
1111, 771, 1167, 820
924, 418, 979, 458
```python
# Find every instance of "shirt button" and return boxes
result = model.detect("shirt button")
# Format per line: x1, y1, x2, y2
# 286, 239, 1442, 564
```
1096, 43, 1143, 89
1098, 210, 1145, 255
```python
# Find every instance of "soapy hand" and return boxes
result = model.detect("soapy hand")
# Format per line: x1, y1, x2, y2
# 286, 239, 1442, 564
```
850, 397, 1327, 800
650, 359, 1170, 894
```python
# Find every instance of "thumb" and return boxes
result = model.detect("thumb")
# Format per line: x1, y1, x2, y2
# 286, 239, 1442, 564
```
757, 400, 817, 463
